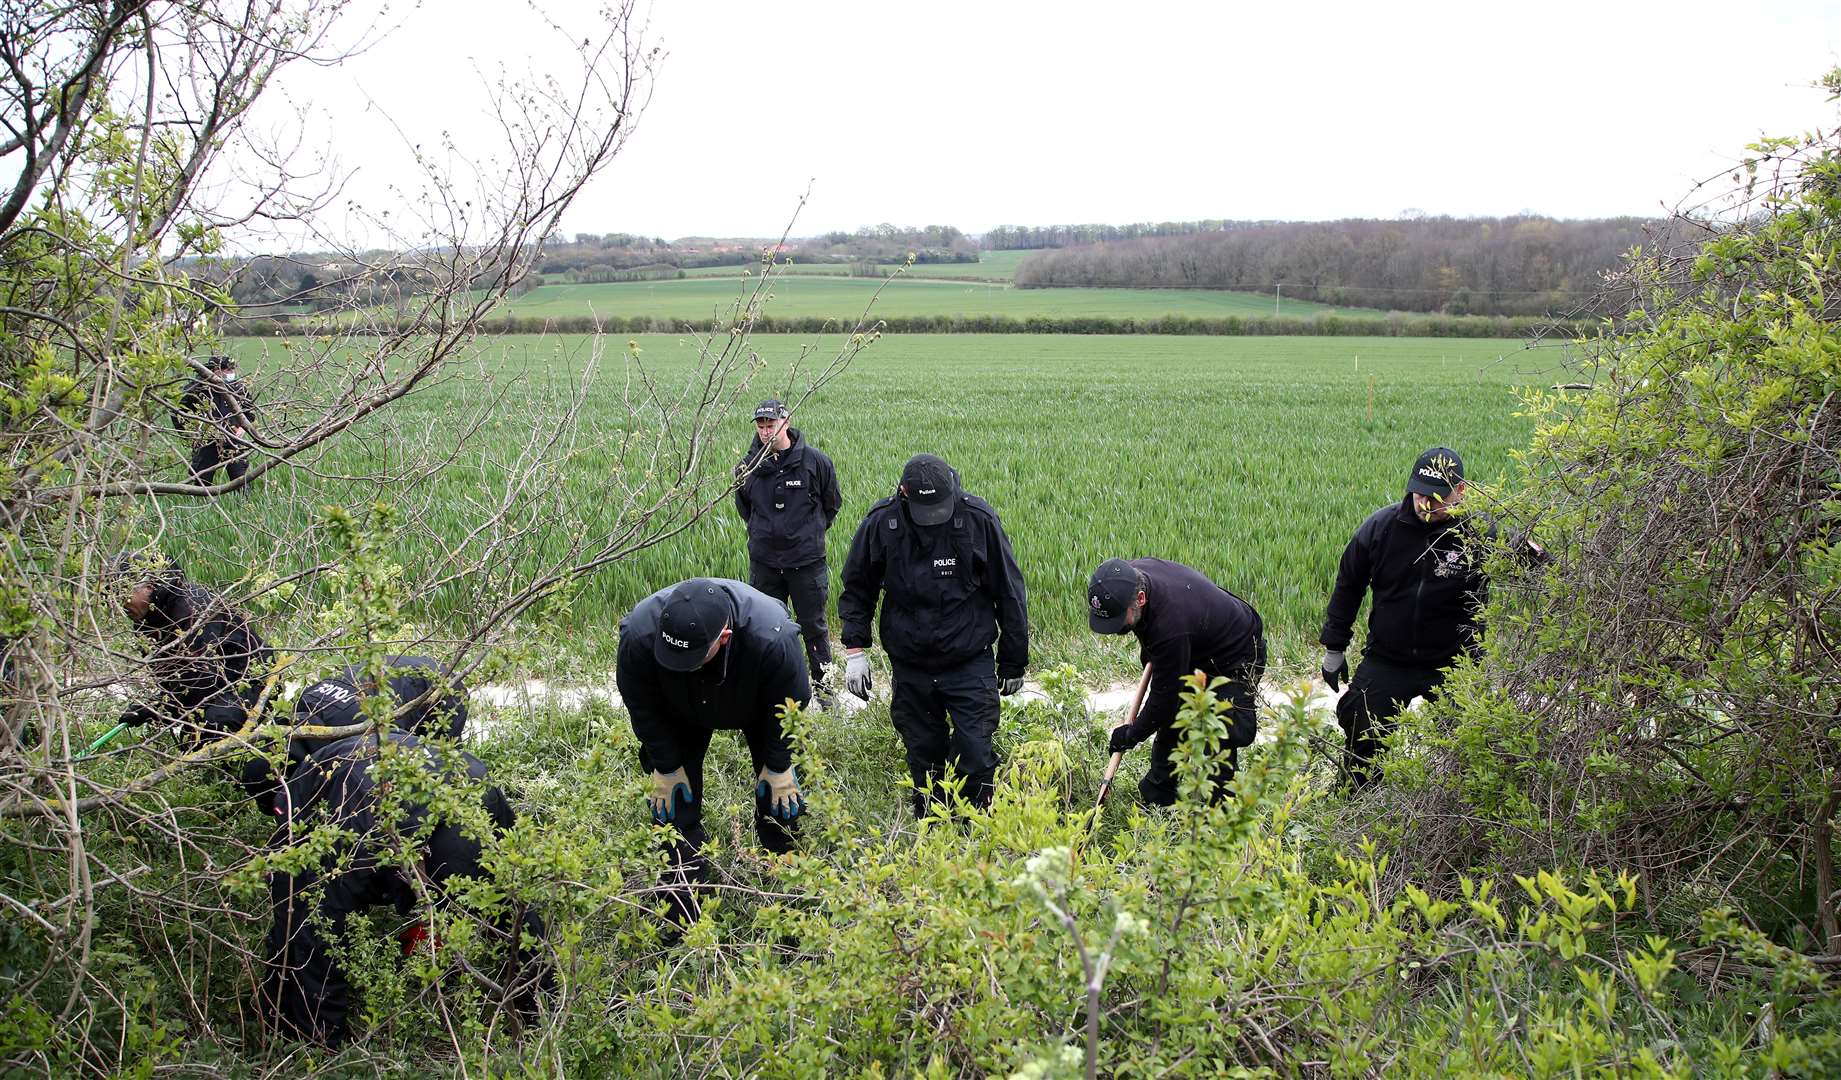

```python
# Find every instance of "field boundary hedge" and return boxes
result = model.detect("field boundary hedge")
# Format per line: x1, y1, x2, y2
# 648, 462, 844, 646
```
227, 312, 1587, 338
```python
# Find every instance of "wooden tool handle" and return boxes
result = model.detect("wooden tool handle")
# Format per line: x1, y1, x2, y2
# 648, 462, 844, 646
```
1094, 663, 1153, 807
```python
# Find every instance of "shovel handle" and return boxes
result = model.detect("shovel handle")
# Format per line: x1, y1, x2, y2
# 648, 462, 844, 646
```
1095, 751, 1125, 805
1093, 663, 1153, 809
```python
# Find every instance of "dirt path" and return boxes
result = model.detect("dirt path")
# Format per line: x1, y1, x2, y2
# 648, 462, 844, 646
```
464, 674, 1341, 741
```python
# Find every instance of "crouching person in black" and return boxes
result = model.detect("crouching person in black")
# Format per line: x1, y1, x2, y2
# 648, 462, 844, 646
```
259, 730, 550, 1045
615, 578, 810, 932
1087, 558, 1266, 806
114, 556, 271, 747
244, 654, 472, 816
296, 654, 469, 743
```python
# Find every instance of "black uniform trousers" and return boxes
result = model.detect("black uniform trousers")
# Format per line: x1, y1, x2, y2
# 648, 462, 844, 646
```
748, 560, 832, 688
1140, 635, 1267, 807
1335, 655, 1447, 790
889, 653, 1000, 813
189, 439, 249, 488
262, 800, 549, 1044
640, 722, 800, 927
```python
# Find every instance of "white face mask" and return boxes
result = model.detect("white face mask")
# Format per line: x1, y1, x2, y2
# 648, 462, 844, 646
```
222, 372, 238, 381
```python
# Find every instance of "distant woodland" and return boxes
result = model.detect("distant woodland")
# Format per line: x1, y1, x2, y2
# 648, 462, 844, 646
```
213, 217, 1679, 319
1009, 216, 1678, 315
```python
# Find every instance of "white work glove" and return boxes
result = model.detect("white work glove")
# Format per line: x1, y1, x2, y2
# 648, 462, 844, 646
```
1321, 649, 1348, 691
845, 651, 872, 699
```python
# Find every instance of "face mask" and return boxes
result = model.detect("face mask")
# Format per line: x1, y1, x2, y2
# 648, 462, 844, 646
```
223, 372, 238, 381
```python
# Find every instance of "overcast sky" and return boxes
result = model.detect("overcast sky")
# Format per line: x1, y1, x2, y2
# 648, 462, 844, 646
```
254, 0, 1841, 246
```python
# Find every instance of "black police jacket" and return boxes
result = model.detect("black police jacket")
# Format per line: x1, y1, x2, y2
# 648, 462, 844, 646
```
277, 730, 508, 833
134, 582, 271, 716
1320, 496, 1492, 669
615, 579, 810, 774
178, 375, 256, 447
1118, 559, 1264, 748
294, 655, 468, 747
838, 492, 1029, 677
734, 428, 841, 570
265, 730, 523, 1043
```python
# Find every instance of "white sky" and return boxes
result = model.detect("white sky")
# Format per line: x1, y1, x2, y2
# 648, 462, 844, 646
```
251, 0, 1841, 246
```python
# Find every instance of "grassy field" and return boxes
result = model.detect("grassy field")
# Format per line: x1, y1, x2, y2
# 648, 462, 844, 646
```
676, 249, 1035, 282
502, 274, 1378, 323
191, 333, 1554, 676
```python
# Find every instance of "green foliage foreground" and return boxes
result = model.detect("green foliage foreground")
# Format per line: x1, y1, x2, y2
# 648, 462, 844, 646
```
8, 678, 1835, 1076
8, 30, 1841, 1080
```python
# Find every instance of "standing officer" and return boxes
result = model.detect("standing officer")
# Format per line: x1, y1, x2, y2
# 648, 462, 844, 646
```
260, 729, 550, 1044
1087, 558, 1266, 805
734, 399, 841, 697
178, 354, 257, 489
114, 556, 271, 744
1320, 447, 1532, 789
616, 578, 810, 929
838, 453, 1028, 814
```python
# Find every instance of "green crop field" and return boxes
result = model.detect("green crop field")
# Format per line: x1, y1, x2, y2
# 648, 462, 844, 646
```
676, 262, 849, 278
185, 333, 1554, 676
502, 274, 1377, 323
676, 250, 1034, 282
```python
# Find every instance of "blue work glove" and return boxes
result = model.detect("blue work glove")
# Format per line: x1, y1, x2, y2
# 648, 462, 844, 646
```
755, 766, 803, 821
648, 767, 692, 824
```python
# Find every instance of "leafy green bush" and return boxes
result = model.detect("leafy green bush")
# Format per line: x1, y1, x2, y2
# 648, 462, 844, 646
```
1377, 73, 1841, 968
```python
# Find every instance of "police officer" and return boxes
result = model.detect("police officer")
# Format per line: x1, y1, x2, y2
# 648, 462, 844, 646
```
294, 655, 469, 744
735, 399, 841, 697
115, 556, 271, 745
838, 453, 1028, 814
178, 354, 257, 489
260, 729, 549, 1044
1320, 447, 1536, 789
616, 578, 810, 928
1088, 558, 1266, 805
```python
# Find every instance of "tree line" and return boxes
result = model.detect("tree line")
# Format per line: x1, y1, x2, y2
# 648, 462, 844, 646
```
228, 311, 1584, 339
1010, 215, 1682, 316
798, 223, 979, 264
982, 219, 1259, 250
215, 226, 987, 311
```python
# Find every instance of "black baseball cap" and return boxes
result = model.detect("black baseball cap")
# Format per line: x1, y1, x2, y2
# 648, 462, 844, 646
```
654, 579, 733, 672
1087, 558, 1140, 634
207, 355, 236, 370
1406, 447, 1464, 497
900, 453, 958, 526
753, 399, 788, 421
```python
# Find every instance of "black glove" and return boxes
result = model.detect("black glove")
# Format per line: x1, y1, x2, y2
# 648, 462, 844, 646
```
1321, 650, 1348, 692
1510, 530, 1550, 566
119, 703, 159, 728
1108, 723, 1135, 755
999, 676, 1024, 697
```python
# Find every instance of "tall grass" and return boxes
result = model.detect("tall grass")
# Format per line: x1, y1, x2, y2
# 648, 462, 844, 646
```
191, 333, 1549, 672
